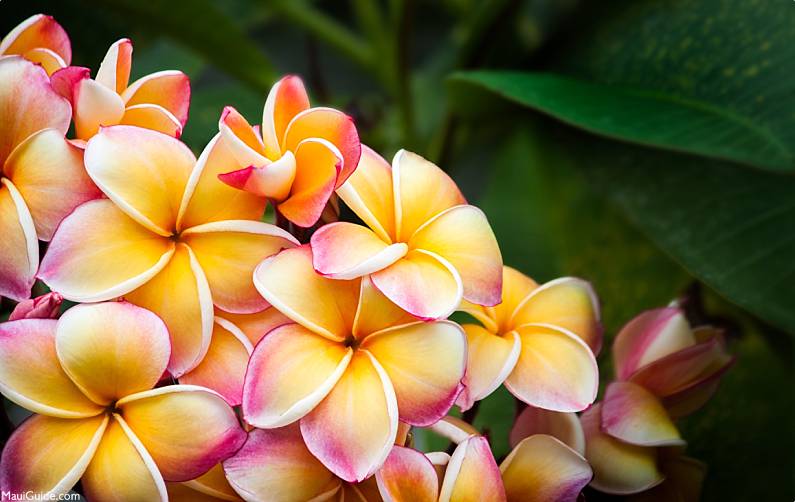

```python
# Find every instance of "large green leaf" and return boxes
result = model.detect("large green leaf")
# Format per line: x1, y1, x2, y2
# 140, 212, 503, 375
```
450, 71, 793, 172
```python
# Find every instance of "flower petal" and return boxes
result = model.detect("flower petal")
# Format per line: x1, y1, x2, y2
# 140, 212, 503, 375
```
376, 445, 439, 502
82, 414, 168, 502
20, 47, 66, 75
278, 138, 342, 227
73, 77, 126, 140
8, 292, 62, 321
181, 220, 298, 314
301, 351, 398, 482
601, 381, 683, 447
425, 416, 480, 444
0, 56, 70, 164
363, 321, 466, 426
218, 152, 296, 200
371, 250, 463, 320
177, 133, 267, 230
392, 150, 465, 242
223, 425, 340, 502
180, 317, 253, 406
613, 308, 695, 380
0, 414, 108, 497
500, 435, 591, 502
352, 276, 417, 339
0, 179, 38, 301
456, 324, 520, 411
175, 463, 241, 502
121, 104, 183, 137
409, 205, 502, 307
580, 404, 664, 495
253, 245, 357, 341
4, 128, 101, 240
439, 436, 506, 502
49, 65, 89, 104
242, 323, 351, 428
96, 38, 133, 94
55, 302, 170, 405
0, 15, 71, 64
261, 75, 310, 158
282, 107, 359, 186
39, 199, 175, 302
509, 406, 585, 454
504, 324, 598, 412
118, 385, 246, 481
218, 106, 269, 168
511, 277, 602, 353
0, 319, 104, 418
311, 222, 407, 280
84, 125, 194, 235
336, 145, 396, 242
122, 70, 191, 126
217, 307, 292, 346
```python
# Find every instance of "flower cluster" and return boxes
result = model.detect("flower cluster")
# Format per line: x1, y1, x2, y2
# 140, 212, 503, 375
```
0, 14, 733, 502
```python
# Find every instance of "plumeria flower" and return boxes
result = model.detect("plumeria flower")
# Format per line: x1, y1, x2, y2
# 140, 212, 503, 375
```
0, 14, 71, 75
0, 56, 101, 301
217, 75, 360, 227
8, 292, 63, 320
167, 463, 243, 501
243, 245, 467, 482
39, 125, 296, 378
0, 302, 246, 500
456, 266, 601, 412
311, 146, 503, 320
51, 38, 190, 140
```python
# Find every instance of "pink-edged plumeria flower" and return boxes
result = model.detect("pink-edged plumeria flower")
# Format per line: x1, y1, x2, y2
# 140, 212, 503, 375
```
217, 75, 360, 228
311, 146, 503, 320
0, 302, 246, 500
38, 125, 296, 378
0, 56, 101, 301
456, 266, 601, 412
167, 463, 243, 501
0, 14, 71, 75
8, 292, 63, 320
243, 245, 467, 482
51, 38, 190, 140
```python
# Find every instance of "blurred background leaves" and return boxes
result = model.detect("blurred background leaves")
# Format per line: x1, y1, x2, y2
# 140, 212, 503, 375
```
1, 0, 793, 499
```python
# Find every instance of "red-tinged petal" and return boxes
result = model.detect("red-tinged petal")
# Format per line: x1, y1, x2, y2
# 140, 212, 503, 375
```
73, 78, 126, 139
504, 324, 598, 412
363, 321, 466, 426
613, 308, 695, 380
261, 75, 310, 157
177, 133, 267, 230
409, 205, 502, 307
121, 104, 183, 137
509, 406, 584, 454
124, 243, 214, 378
82, 414, 168, 502
218, 153, 296, 200
181, 220, 298, 314
0, 319, 104, 418
180, 317, 254, 406
0, 14, 71, 66
0, 56, 71, 163
439, 436, 506, 502
0, 179, 38, 301
279, 138, 341, 227
253, 245, 358, 341
392, 150, 465, 242
311, 222, 407, 280
38, 200, 175, 303
5, 128, 101, 240
336, 145, 396, 242
242, 323, 351, 428
500, 435, 591, 502
118, 386, 246, 481
601, 381, 684, 447
8, 292, 62, 320
580, 404, 664, 495
223, 425, 341, 502
282, 107, 360, 186
510, 277, 602, 353
49, 65, 90, 104
174, 463, 242, 502
122, 70, 191, 125
96, 38, 132, 94
352, 276, 417, 340
301, 351, 399, 482
376, 445, 439, 502
0, 414, 108, 497
84, 125, 195, 235
371, 250, 463, 320
218, 106, 269, 168
21, 47, 66, 75
55, 302, 171, 405
456, 324, 519, 411
217, 307, 292, 346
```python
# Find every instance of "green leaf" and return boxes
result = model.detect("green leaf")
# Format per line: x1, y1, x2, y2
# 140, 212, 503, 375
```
450, 71, 793, 172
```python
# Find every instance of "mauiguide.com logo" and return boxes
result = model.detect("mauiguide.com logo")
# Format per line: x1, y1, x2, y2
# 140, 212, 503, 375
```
1, 493, 81, 501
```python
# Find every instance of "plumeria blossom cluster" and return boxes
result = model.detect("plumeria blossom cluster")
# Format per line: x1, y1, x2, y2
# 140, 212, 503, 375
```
0, 14, 734, 502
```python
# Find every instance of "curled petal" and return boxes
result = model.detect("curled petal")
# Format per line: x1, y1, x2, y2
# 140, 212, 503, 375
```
439, 436, 506, 502
376, 445, 439, 502
121, 104, 183, 137
311, 222, 407, 280
73, 78, 126, 140
456, 324, 520, 411
261, 75, 310, 157
0, 14, 71, 68
0, 179, 38, 301
20, 47, 66, 75
218, 106, 269, 168
122, 70, 190, 126
218, 152, 296, 201
426, 416, 480, 445
96, 38, 132, 94
602, 381, 684, 447
336, 145, 396, 242
278, 138, 341, 227
509, 406, 584, 454
49, 65, 89, 104
8, 292, 62, 320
